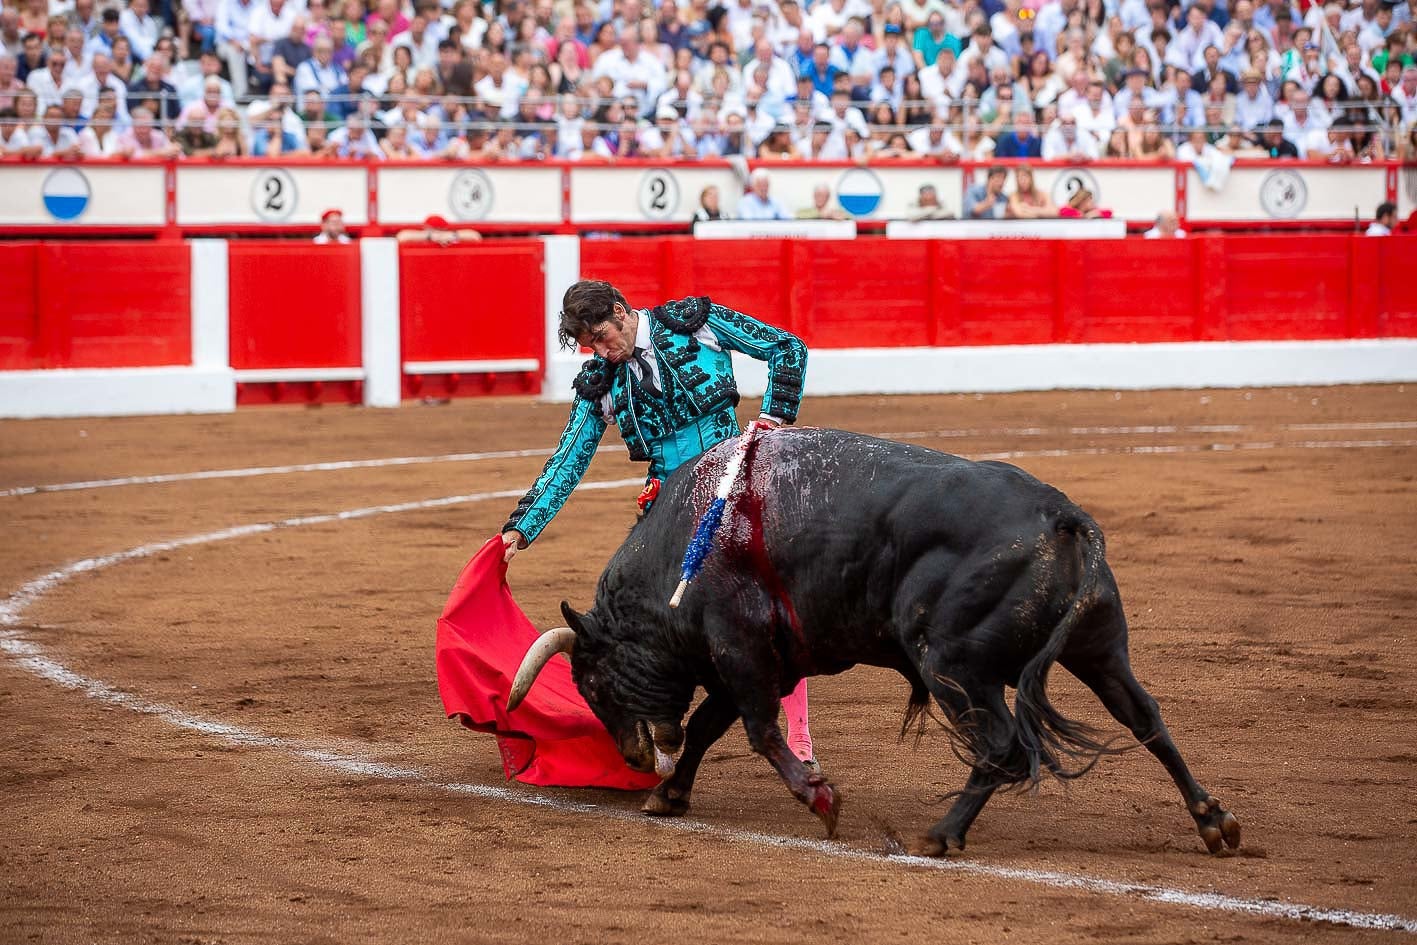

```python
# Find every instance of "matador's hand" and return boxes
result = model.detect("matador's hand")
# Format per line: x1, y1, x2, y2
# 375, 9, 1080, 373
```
746, 417, 781, 436
501, 530, 525, 563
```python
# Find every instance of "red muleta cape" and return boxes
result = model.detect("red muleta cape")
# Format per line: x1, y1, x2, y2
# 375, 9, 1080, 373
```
435, 537, 659, 791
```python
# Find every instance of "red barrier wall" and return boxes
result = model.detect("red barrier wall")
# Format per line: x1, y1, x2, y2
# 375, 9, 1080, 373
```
398, 241, 545, 397
0, 244, 38, 370
581, 234, 1417, 348
227, 242, 363, 404
227, 243, 363, 371
0, 242, 191, 370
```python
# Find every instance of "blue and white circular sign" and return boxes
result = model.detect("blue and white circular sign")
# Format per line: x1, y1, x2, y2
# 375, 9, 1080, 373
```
835, 167, 883, 217
42, 167, 91, 221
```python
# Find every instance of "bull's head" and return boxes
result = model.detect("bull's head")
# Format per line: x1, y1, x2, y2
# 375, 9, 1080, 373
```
506, 601, 686, 777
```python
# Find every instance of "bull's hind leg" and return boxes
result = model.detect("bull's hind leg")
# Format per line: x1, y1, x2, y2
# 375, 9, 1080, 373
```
642, 692, 739, 818
1062, 644, 1241, 854
916, 672, 1029, 856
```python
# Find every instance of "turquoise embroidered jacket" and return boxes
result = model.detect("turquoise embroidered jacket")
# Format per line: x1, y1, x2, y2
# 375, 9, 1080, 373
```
503, 296, 807, 544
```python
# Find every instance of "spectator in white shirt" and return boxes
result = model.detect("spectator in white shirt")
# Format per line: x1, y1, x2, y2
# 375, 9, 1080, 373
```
473, 50, 518, 114
809, 0, 851, 41
0, 52, 23, 110
592, 24, 666, 117
314, 208, 352, 243
77, 99, 119, 154
1340, 0, 1380, 34
390, 11, 442, 71
952, 25, 1010, 90
1172, 5, 1225, 71
1143, 210, 1187, 238
742, 38, 797, 99
918, 45, 955, 108
328, 112, 384, 157
874, 24, 916, 83
294, 32, 345, 100
1280, 87, 1328, 155
26, 48, 69, 112
247, 0, 297, 93
1043, 112, 1101, 159
1, 10, 23, 59
30, 103, 83, 156
1358, 4, 1395, 57
736, 168, 791, 220
409, 114, 460, 158
906, 111, 962, 156
828, 18, 874, 75
119, 0, 162, 62
77, 52, 130, 120
216, 0, 258, 97
61, 28, 91, 80
1365, 201, 1396, 236
3, 90, 40, 155
1234, 66, 1274, 128
826, 86, 868, 134
1392, 66, 1417, 127
178, 50, 234, 108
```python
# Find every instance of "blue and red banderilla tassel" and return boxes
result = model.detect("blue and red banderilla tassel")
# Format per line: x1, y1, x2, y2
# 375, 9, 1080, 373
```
669, 424, 766, 608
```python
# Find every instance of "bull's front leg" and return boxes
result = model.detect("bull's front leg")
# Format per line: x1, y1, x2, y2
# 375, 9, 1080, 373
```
642, 692, 739, 818
702, 607, 841, 838
739, 705, 842, 839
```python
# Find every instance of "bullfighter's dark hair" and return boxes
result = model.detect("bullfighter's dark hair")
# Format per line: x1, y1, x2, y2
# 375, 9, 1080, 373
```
558, 280, 629, 350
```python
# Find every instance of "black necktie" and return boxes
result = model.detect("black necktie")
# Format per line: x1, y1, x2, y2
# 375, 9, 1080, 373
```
631, 348, 661, 397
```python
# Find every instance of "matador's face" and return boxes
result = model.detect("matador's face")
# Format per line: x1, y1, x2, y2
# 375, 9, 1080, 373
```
579, 303, 638, 365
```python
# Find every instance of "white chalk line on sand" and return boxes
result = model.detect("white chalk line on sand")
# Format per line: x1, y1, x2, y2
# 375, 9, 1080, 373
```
5, 419, 1416, 499
2, 486, 1416, 934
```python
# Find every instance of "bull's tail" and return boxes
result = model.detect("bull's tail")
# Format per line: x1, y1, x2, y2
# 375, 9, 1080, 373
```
1011, 512, 1126, 787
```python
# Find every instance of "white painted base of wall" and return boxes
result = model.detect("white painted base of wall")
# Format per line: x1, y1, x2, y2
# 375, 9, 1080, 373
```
0, 367, 236, 419
543, 339, 1417, 403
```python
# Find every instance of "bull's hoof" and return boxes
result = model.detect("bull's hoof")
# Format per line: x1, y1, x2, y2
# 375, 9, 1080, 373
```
1192, 796, 1241, 854
808, 778, 841, 839
909, 831, 965, 858
642, 785, 691, 818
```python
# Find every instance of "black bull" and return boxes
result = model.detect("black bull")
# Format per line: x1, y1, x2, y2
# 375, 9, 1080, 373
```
510, 427, 1241, 855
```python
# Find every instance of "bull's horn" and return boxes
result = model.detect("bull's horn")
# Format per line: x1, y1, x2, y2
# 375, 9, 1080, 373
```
506, 626, 576, 712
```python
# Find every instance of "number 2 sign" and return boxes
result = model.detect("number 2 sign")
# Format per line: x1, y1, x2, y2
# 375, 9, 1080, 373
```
638, 169, 680, 220
251, 168, 298, 222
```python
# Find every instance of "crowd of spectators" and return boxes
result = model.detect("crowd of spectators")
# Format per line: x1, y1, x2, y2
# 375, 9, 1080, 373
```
1, 0, 1414, 163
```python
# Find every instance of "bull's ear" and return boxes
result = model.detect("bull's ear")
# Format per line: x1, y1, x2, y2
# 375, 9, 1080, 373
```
560, 601, 588, 635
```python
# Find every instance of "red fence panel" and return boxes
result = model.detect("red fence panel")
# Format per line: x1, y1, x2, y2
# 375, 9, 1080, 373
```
679, 241, 791, 331
955, 241, 1058, 346
0, 244, 38, 370
1073, 240, 1197, 343
1220, 235, 1350, 341
398, 240, 545, 397
227, 242, 362, 370
399, 241, 544, 363
1375, 235, 1417, 338
0, 242, 191, 370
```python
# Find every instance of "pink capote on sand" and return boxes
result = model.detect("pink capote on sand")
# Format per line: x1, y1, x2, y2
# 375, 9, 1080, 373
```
435, 537, 660, 791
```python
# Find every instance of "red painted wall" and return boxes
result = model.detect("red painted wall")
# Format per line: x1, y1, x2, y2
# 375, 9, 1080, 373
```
227, 242, 362, 371
398, 240, 546, 398
581, 234, 1417, 348
399, 241, 544, 363
0, 242, 190, 370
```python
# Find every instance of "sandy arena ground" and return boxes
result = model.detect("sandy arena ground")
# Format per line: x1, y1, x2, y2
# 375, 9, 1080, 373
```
2, 385, 1415, 945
